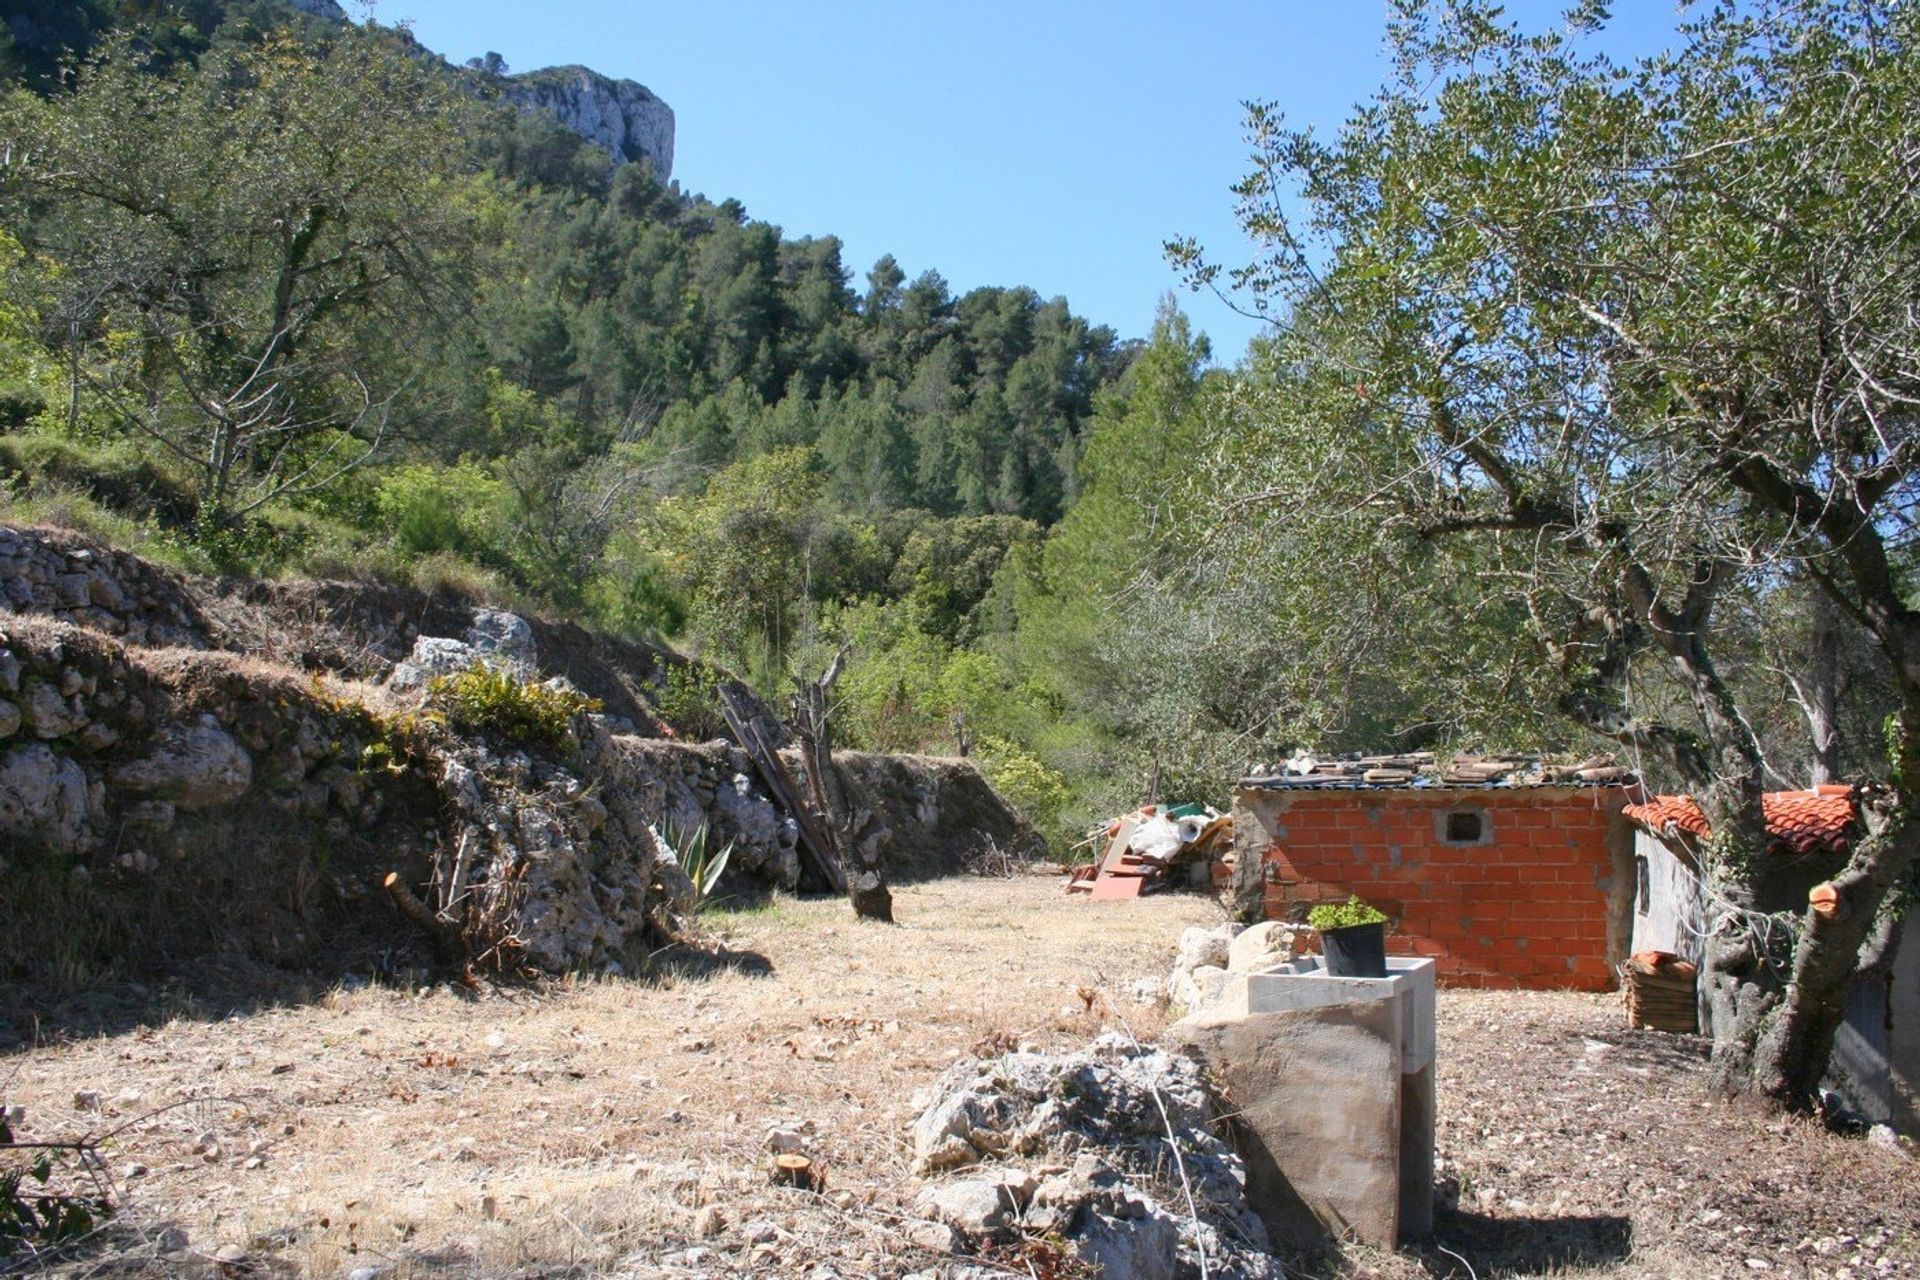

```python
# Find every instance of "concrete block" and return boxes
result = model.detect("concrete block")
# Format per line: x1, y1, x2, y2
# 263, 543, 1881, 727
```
1170, 954, 1437, 1248
1241, 956, 1435, 1072
1171, 1000, 1403, 1248
1399, 1062, 1435, 1237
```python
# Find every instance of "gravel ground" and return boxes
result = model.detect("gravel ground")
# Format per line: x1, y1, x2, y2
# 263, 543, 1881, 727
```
1392, 992, 1919, 1280
1, 875, 1914, 1278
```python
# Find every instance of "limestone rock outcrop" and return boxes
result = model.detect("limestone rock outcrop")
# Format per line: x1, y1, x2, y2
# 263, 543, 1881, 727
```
285, 0, 348, 20
256, 1, 676, 181
500, 66, 675, 178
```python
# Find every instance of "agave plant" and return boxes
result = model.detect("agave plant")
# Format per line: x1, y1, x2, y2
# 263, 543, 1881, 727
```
659, 819, 734, 913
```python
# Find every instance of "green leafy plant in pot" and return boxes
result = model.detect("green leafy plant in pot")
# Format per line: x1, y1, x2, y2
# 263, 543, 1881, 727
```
1307, 896, 1390, 978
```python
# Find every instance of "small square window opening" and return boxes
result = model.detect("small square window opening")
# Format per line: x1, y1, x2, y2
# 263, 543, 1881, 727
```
1445, 810, 1483, 843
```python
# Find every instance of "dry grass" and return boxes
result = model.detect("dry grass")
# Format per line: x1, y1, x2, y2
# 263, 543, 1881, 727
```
3, 875, 1218, 1278
6, 877, 1915, 1279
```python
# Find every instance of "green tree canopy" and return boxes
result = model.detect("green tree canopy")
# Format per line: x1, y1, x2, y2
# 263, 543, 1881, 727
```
1, 27, 480, 524
1173, 0, 1920, 1107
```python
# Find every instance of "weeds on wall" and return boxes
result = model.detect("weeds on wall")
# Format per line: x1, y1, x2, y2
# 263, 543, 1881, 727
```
427, 662, 601, 748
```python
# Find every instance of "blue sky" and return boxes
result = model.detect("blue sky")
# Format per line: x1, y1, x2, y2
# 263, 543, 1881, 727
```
373, 1, 1685, 361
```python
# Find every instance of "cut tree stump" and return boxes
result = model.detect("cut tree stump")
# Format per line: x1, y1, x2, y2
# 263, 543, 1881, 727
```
770, 1152, 823, 1191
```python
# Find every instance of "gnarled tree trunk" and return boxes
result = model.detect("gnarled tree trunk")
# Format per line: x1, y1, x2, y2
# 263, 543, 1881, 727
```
793, 647, 894, 923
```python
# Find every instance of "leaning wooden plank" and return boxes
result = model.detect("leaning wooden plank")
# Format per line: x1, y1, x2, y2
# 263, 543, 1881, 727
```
1089, 873, 1148, 900
1098, 820, 1140, 875
719, 687, 845, 893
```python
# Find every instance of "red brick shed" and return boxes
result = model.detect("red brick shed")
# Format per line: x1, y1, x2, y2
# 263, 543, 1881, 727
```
1227, 755, 1640, 991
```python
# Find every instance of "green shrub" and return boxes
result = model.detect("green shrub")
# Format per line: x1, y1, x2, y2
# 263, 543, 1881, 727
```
0, 385, 46, 429
1307, 896, 1389, 931
655, 663, 723, 740
427, 662, 601, 747
974, 735, 1072, 852
375, 463, 508, 561
585, 532, 687, 640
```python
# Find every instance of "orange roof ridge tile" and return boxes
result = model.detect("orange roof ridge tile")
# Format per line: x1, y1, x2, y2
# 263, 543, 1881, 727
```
1623, 787, 1855, 858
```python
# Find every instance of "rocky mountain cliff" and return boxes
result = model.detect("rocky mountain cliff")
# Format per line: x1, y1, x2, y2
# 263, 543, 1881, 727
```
499, 65, 675, 178
225, 1, 679, 179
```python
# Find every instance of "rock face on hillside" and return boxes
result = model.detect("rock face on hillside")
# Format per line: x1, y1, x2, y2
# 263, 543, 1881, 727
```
0, 524, 1040, 1004
501, 66, 675, 178
267, 0, 677, 180
285, 0, 348, 21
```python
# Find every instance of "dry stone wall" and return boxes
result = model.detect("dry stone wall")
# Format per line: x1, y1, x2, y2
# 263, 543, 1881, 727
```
0, 523, 1043, 999
0, 525, 209, 648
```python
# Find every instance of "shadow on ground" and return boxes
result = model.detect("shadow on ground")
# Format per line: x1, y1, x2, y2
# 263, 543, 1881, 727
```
0, 931, 776, 1051
644, 941, 775, 981
1426, 1208, 1634, 1276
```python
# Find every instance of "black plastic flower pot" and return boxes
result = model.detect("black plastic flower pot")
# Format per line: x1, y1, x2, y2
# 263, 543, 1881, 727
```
1320, 921, 1388, 978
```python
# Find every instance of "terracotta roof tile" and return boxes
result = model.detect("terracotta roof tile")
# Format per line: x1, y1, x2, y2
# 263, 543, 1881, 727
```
1622, 786, 1855, 857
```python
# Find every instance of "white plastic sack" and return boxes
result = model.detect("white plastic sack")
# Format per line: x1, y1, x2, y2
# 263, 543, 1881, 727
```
1129, 814, 1185, 861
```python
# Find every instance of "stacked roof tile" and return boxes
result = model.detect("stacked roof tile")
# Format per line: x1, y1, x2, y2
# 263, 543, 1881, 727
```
1621, 785, 1855, 858
1240, 751, 1637, 790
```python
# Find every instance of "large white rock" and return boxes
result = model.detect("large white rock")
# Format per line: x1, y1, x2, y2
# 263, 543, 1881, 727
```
1177, 925, 1233, 972
109, 716, 252, 809
501, 67, 675, 178
465, 610, 538, 669
1167, 922, 1243, 1008
0, 742, 94, 853
1229, 920, 1300, 973
915, 1174, 1029, 1237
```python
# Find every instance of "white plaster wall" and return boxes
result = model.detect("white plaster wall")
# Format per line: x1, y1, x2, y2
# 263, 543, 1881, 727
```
1628, 829, 1707, 965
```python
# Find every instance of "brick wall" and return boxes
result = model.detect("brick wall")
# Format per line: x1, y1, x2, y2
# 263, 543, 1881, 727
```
1233, 785, 1636, 991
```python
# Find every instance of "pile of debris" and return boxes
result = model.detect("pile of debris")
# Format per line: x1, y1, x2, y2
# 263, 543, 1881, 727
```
906, 1032, 1279, 1280
1623, 950, 1699, 1034
1067, 803, 1232, 900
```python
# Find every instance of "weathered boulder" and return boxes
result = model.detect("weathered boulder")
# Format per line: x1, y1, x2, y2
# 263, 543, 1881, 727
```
905, 1033, 1277, 1278
466, 610, 538, 669
0, 742, 95, 854
1176, 963, 1232, 1013
1168, 922, 1244, 1009
21, 680, 86, 738
913, 1174, 1029, 1238
109, 717, 252, 809
1179, 925, 1233, 971
1228, 921, 1299, 973
387, 636, 479, 691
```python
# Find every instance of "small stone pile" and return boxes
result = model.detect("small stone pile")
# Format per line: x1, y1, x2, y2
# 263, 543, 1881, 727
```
1166, 920, 1300, 1011
906, 1032, 1279, 1280
385, 607, 541, 691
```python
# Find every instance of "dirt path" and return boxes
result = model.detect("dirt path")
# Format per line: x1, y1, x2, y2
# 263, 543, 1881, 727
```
4, 876, 1915, 1278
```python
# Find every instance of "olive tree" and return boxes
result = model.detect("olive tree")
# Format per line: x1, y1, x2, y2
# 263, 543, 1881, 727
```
0, 28, 478, 525
1173, 0, 1920, 1107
